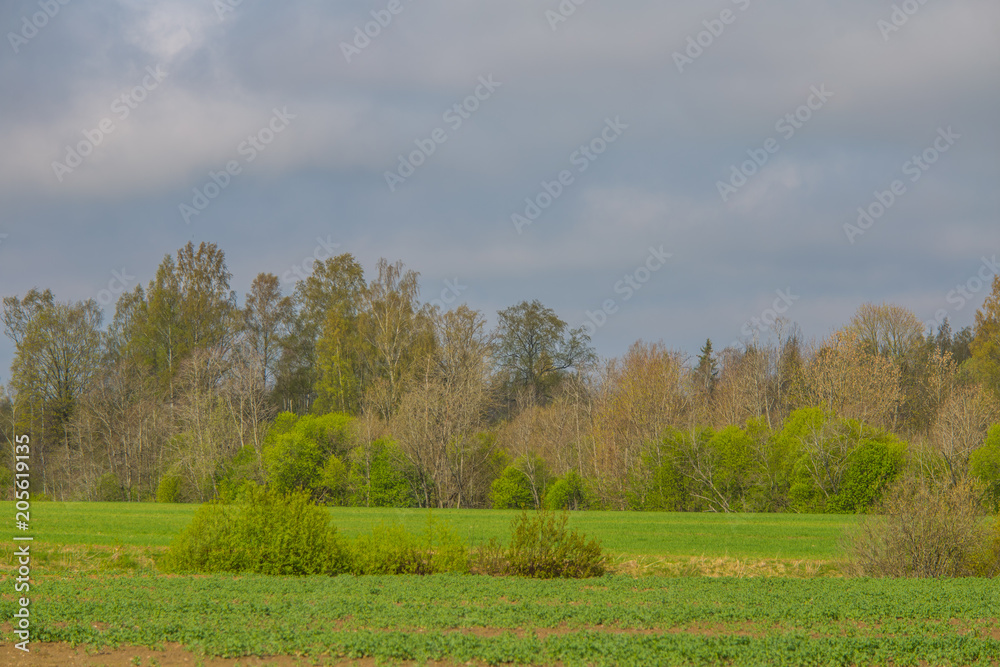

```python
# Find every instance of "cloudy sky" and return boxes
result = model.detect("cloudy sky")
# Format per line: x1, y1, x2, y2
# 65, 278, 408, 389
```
1, 0, 998, 379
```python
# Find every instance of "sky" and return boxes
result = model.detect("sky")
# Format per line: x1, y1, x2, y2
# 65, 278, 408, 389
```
0, 0, 998, 382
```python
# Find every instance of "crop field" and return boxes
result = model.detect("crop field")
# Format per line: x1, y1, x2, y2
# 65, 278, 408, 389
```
3, 573, 1000, 665
3, 503, 1000, 665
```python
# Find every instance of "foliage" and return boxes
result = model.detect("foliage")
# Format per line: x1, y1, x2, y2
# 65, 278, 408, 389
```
543, 470, 595, 510
163, 484, 347, 575
155, 475, 182, 503
262, 411, 354, 497
785, 410, 905, 514
348, 512, 468, 575
825, 422, 906, 513
490, 464, 537, 510
348, 439, 414, 507
845, 477, 991, 578
476, 510, 605, 578
970, 276, 1000, 398
94, 472, 123, 502
970, 424, 1000, 511
8, 241, 1000, 514
492, 299, 596, 404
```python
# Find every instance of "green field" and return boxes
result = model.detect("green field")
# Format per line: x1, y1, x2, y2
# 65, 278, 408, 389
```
5, 502, 999, 665
4, 573, 1000, 665
1, 501, 855, 560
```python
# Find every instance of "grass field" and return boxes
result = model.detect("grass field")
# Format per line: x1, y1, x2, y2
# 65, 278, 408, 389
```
0, 501, 856, 560
4, 502, 998, 665
2, 573, 999, 665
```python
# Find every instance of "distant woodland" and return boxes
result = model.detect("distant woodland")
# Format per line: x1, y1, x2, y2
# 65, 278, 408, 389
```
3, 241, 999, 512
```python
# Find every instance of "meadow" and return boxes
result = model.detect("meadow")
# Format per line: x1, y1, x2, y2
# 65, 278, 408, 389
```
3, 502, 1000, 665
1, 501, 854, 560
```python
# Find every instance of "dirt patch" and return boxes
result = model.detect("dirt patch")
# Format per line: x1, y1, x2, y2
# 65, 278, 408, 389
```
0, 642, 319, 666
0, 642, 476, 667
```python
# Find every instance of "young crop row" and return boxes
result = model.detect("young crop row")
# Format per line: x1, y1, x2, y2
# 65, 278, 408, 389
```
5, 574, 1000, 665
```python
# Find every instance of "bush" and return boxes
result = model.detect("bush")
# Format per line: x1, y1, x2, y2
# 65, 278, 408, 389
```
845, 477, 991, 578
475, 510, 606, 578
156, 475, 182, 503
827, 430, 906, 513
163, 484, 347, 575
543, 470, 595, 510
348, 513, 467, 575
970, 424, 1000, 511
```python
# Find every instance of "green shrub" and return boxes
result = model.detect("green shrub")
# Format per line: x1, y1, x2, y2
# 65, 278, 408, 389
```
543, 470, 595, 510
971, 424, 1000, 511
264, 412, 355, 497
475, 510, 605, 578
490, 465, 536, 510
348, 512, 467, 575
163, 484, 347, 575
156, 475, 182, 503
318, 455, 348, 505
348, 440, 414, 507
827, 428, 906, 513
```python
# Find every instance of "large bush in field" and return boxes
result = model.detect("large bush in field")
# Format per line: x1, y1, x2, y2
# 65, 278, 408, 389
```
845, 477, 994, 578
163, 484, 347, 575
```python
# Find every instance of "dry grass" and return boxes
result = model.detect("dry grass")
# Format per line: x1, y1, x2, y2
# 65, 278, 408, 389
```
607, 553, 844, 578
0, 542, 165, 575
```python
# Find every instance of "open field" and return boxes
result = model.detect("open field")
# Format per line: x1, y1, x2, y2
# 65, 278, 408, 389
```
2, 574, 1000, 665
5, 503, 999, 665
0, 501, 855, 560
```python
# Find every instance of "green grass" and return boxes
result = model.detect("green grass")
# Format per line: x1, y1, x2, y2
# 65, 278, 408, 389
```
0, 501, 856, 560
6, 573, 999, 665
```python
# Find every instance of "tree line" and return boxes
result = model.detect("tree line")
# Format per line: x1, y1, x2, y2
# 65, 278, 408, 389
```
2, 241, 999, 512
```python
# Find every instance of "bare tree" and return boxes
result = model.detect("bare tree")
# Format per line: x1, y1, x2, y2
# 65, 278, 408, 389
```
930, 384, 999, 486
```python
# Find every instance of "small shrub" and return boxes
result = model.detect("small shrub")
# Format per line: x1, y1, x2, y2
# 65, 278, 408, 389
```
475, 510, 605, 578
163, 485, 347, 575
156, 475, 182, 503
472, 537, 510, 576
348, 513, 467, 575
845, 477, 990, 578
